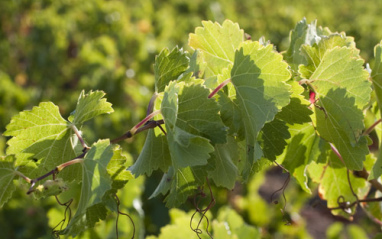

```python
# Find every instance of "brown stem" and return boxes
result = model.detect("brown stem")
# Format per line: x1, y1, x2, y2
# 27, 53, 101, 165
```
110, 120, 164, 144
362, 119, 382, 136
27, 151, 87, 194
146, 93, 158, 116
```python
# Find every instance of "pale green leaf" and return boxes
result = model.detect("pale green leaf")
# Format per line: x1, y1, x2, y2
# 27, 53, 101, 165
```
300, 44, 371, 170
284, 18, 330, 72
231, 41, 291, 169
107, 145, 134, 190
155, 47, 190, 93
60, 139, 113, 236
189, 20, 244, 78
69, 90, 113, 125
4, 102, 80, 180
0, 155, 17, 208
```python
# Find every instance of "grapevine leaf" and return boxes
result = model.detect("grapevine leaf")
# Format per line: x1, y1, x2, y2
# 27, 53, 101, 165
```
284, 18, 330, 71
0, 155, 17, 208
370, 41, 382, 179
276, 80, 312, 124
308, 151, 369, 218
4, 102, 80, 180
231, 41, 291, 169
208, 137, 239, 189
60, 139, 113, 236
177, 84, 227, 144
107, 145, 134, 190
129, 129, 171, 177
69, 90, 114, 125
154, 47, 190, 93
281, 123, 323, 193
259, 118, 291, 161
300, 44, 371, 170
150, 168, 174, 199
161, 82, 215, 169
164, 166, 199, 207
189, 20, 244, 78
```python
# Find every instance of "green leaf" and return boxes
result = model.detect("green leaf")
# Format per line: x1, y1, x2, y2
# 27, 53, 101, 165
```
177, 84, 227, 144
276, 80, 312, 125
231, 41, 291, 169
259, 118, 291, 161
164, 167, 199, 207
300, 44, 371, 170
154, 47, 190, 93
308, 151, 369, 218
0, 155, 17, 208
69, 90, 114, 125
370, 41, 382, 179
189, 20, 244, 78
129, 129, 171, 177
4, 102, 80, 180
107, 145, 134, 190
284, 18, 330, 72
281, 123, 323, 193
60, 139, 113, 236
161, 82, 215, 169
208, 137, 239, 189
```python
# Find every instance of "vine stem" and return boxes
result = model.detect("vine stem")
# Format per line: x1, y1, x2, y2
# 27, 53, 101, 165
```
130, 110, 161, 135
208, 78, 231, 98
26, 151, 87, 194
14, 171, 31, 183
69, 124, 89, 149
362, 119, 382, 136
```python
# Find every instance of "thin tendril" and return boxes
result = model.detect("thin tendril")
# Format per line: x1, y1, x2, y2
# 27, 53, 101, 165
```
114, 194, 135, 239
190, 177, 215, 239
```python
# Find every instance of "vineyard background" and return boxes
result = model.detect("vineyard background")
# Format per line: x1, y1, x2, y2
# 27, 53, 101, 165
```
1, 0, 382, 238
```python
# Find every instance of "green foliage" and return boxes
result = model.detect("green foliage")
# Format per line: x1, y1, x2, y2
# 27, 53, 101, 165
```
3, 1, 382, 237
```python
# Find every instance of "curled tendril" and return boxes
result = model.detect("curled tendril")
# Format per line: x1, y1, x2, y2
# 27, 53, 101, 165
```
270, 162, 291, 225
51, 171, 73, 238
114, 194, 135, 239
190, 177, 215, 239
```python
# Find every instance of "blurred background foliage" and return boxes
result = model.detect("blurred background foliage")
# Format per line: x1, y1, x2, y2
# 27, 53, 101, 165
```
1, 0, 382, 238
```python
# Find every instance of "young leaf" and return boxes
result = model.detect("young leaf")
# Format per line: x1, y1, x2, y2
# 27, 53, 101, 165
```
59, 139, 113, 236
154, 47, 190, 93
69, 90, 114, 125
0, 155, 17, 208
189, 20, 244, 78
284, 18, 330, 71
107, 145, 134, 190
231, 41, 291, 169
4, 102, 80, 180
300, 43, 371, 170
